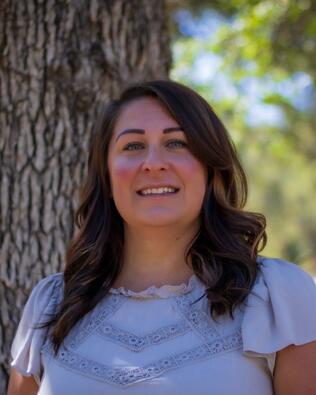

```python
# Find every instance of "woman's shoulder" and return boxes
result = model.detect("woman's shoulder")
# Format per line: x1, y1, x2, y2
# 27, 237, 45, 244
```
10, 272, 64, 381
15, 271, 64, 330
254, 256, 316, 300
33, 271, 64, 290
257, 255, 315, 279
26, 272, 64, 310
241, 256, 316, 355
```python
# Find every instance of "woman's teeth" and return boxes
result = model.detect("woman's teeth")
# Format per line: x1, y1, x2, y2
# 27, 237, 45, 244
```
139, 187, 177, 195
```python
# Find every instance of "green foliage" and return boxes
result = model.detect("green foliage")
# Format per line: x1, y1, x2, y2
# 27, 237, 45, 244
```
170, 0, 316, 271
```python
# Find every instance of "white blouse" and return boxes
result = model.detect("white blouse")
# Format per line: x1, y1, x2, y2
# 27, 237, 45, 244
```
10, 257, 316, 395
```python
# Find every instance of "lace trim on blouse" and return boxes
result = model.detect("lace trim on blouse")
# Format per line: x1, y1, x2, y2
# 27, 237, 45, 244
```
96, 319, 191, 352
108, 274, 200, 299
43, 329, 242, 387
66, 294, 126, 350
41, 282, 243, 387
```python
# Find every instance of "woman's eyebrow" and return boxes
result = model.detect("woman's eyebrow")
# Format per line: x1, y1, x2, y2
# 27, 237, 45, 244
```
115, 127, 184, 142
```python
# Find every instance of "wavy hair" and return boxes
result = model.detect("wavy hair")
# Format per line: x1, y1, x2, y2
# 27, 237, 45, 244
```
39, 79, 267, 354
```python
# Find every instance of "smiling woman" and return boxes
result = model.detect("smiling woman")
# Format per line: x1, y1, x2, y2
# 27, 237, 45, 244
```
8, 80, 316, 395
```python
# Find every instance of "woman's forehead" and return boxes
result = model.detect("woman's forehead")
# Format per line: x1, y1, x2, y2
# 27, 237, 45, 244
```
112, 97, 180, 135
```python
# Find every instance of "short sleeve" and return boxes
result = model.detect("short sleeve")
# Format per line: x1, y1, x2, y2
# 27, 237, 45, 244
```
241, 257, 316, 374
10, 273, 63, 384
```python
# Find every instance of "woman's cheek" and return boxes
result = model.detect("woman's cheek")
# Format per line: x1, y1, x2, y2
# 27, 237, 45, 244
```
176, 155, 205, 174
112, 157, 137, 184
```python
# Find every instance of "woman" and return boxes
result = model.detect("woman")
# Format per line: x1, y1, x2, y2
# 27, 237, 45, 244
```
8, 80, 316, 395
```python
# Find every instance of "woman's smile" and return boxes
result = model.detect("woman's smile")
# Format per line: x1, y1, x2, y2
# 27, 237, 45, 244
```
137, 190, 179, 198
137, 186, 180, 197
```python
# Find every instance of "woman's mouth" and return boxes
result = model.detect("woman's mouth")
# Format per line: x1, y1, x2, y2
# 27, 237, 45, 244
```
137, 186, 180, 196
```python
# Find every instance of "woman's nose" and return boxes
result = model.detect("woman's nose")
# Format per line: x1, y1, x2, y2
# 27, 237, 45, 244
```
141, 146, 169, 172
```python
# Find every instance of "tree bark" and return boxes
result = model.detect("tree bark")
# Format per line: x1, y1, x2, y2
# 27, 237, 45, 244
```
0, 0, 170, 392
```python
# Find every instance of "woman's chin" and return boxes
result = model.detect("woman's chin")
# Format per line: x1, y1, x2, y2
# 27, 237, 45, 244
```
140, 217, 181, 227
127, 213, 183, 228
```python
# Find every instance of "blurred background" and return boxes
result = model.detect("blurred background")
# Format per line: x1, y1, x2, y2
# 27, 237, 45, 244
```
169, 0, 316, 273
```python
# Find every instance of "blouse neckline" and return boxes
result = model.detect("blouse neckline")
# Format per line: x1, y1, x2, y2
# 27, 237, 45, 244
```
108, 274, 205, 299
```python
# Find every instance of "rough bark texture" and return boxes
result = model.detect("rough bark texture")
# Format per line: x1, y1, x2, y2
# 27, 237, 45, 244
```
0, 0, 170, 392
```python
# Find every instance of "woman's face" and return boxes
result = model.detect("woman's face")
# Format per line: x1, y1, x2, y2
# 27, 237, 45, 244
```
107, 97, 208, 230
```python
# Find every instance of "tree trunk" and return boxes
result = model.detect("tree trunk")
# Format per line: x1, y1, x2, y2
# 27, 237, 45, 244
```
0, 0, 170, 392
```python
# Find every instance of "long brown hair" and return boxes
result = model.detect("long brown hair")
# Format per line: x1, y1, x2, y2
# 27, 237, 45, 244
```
40, 79, 266, 354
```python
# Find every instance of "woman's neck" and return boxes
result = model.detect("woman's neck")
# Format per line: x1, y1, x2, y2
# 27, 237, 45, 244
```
112, 224, 198, 291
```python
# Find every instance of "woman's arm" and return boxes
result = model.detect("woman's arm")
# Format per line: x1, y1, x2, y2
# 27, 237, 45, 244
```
273, 340, 316, 395
7, 368, 38, 395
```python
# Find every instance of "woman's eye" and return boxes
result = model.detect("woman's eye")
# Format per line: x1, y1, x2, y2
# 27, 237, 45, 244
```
167, 140, 187, 148
122, 140, 187, 151
123, 142, 144, 151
